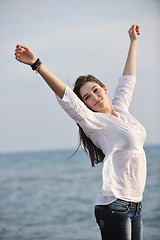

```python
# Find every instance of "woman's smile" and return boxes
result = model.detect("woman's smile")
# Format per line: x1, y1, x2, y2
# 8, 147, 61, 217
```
94, 98, 102, 105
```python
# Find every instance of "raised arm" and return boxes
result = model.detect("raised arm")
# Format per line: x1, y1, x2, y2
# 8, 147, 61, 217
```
123, 25, 140, 77
14, 45, 66, 99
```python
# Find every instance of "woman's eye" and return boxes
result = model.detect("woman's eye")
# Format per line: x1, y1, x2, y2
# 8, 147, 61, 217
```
85, 96, 90, 101
94, 88, 98, 92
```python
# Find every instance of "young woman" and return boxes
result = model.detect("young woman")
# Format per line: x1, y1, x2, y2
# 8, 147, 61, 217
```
15, 25, 146, 240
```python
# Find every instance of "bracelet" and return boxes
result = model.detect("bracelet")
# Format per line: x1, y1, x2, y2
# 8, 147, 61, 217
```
35, 63, 42, 73
31, 58, 42, 71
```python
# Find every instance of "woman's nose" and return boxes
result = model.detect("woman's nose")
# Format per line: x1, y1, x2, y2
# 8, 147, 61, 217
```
93, 94, 98, 100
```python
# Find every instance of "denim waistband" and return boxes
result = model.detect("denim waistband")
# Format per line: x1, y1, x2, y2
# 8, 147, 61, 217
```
116, 199, 141, 207
127, 201, 141, 208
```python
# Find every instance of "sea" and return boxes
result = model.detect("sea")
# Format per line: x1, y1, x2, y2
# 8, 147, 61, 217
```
0, 145, 159, 240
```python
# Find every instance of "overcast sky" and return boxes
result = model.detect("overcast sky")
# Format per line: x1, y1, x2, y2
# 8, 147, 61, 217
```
0, 0, 159, 153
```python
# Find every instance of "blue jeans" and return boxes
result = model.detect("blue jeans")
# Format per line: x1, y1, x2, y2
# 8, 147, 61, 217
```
95, 199, 143, 240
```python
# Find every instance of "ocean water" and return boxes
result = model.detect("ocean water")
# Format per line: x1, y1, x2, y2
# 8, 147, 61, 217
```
0, 145, 159, 240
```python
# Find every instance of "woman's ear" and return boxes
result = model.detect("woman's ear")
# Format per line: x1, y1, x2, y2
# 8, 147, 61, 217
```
103, 86, 108, 94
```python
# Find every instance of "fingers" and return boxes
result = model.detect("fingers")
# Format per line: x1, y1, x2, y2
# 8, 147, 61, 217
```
14, 47, 23, 56
16, 44, 29, 50
135, 25, 140, 35
14, 44, 37, 65
15, 44, 28, 53
14, 52, 21, 62
128, 25, 140, 39
15, 55, 21, 62
15, 44, 29, 55
14, 44, 25, 62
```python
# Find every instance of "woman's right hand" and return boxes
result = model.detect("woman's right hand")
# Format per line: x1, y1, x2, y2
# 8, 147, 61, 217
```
14, 44, 37, 66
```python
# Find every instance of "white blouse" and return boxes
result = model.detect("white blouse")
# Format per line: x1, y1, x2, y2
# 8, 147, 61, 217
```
56, 75, 147, 205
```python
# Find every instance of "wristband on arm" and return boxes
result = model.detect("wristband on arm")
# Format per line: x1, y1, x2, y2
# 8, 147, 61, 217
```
31, 58, 42, 73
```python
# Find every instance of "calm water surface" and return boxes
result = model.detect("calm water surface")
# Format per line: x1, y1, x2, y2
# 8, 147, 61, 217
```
0, 145, 159, 240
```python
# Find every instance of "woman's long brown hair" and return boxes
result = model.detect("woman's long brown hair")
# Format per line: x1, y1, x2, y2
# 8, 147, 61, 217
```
73, 75, 105, 167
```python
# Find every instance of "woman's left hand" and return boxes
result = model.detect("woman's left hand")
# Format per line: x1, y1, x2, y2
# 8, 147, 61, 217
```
128, 25, 140, 41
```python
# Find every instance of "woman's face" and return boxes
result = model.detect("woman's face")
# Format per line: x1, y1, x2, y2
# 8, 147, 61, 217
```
80, 81, 111, 113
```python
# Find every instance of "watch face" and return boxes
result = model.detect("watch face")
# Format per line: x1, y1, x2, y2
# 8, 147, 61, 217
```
31, 58, 42, 70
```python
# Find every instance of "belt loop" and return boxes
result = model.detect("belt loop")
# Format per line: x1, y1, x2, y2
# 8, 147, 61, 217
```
135, 202, 139, 213
137, 201, 141, 207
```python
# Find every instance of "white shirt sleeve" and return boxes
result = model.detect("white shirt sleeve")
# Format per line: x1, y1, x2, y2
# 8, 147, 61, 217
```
112, 75, 136, 110
56, 85, 105, 133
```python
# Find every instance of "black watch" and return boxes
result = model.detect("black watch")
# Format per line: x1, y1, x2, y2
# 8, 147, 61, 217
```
31, 58, 42, 71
